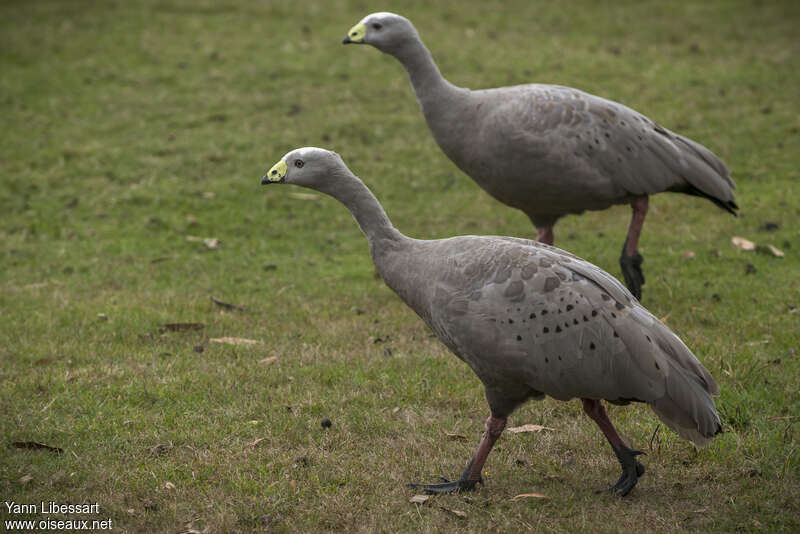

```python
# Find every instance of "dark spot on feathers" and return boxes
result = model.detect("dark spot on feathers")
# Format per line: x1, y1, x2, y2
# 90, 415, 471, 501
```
541, 310, 548, 316
601, 293, 611, 301
654, 361, 660, 370
564, 322, 569, 328
646, 335, 651, 343
521, 263, 537, 279
611, 312, 617, 318
504, 280, 524, 298
583, 315, 589, 322
558, 355, 562, 360
508, 319, 514, 324
615, 302, 625, 310
544, 357, 549, 363
495, 268, 512, 283
556, 325, 562, 332
543, 327, 549, 333
566, 304, 574, 311
517, 335, 522, 341
543, 276, 560, 292
590, 342, 596, 350
573, 319, 579, 325
613, 330, 619, 337
529, 312, 536, 319
591, 310, 598, 317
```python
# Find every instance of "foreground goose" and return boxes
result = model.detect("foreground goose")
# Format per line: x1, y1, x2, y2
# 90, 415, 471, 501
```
262, 147, 721, 496
343, 13, 738, 300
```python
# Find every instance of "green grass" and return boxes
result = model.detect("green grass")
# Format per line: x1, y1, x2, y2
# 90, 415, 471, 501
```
1, 0, 798, 532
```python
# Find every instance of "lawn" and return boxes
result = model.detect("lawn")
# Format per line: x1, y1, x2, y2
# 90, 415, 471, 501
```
1, 0, 798, 532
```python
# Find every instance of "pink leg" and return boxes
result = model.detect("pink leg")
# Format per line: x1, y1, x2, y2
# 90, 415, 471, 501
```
409, 414, 507, 494
537, 226, 554, 245
464, 415, 507, 481
624, 196, 649, 256
582, 398, 627, 450
582, 399, 645, 496
619, 196, 649, 300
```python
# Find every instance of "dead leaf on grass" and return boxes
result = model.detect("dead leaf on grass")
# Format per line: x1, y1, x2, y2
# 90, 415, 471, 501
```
409, 494, 431, 504
210, 337, 259, 346
511, 492, 551, 501
682, 251, 695, 259
164, 481, 176, 490
202, 191, 216, 199
731, 236, 756, 250
161, 322, 204, 332
210, 296, 245, 311
20, 474, 33, 484
11, 441, 64, 454
247, 438, 266, 448
507, 424, 555, 434
186, 235, 221, 249
443, 431, 468, 441
756, 244, 785, 257
259, 356, 278, 365
440, 507, 467, 518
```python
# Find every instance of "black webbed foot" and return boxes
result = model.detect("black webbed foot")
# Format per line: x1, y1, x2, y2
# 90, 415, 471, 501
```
408, 463, 481, 494
596, 447, 645, 497
619, 241, 645, 300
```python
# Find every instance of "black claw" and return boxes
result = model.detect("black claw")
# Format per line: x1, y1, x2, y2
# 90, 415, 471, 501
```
597, 445, 646, 497
619, 242, 645, 300
408, 463, 482, 494
408, 477, 479, 494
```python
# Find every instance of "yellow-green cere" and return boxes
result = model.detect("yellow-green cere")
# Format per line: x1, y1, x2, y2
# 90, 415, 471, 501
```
266, 159, 287, 182
347, 22, 366, 42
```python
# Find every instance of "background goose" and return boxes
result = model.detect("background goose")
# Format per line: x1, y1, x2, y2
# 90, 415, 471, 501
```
343, 12, 738, 300
262, 147, 721, 496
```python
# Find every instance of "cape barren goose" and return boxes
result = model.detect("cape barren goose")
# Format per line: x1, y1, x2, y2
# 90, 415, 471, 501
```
262, 147, 721, 496
343, 12, 738, 300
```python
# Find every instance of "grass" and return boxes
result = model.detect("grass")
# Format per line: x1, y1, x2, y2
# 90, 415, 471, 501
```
1, 0, 798, 532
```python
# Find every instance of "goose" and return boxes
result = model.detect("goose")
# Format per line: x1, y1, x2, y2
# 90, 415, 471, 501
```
342, 12, 738, 300
261, 147, 721, 496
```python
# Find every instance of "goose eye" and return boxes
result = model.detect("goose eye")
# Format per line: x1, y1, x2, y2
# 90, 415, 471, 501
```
294, 160, 304, 168
371, 23, 382, 30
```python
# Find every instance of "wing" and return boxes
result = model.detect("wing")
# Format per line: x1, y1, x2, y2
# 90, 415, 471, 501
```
477, 84, 737, 212
424, 236, 719, 443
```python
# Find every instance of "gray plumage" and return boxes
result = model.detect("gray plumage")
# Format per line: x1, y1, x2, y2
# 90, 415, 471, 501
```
343, 12, 738, 299
262, 148, 721, 494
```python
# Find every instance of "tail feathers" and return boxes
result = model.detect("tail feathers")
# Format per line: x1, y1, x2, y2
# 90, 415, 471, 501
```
673, 133, 733, 188
650, 361, 722, 447
650, 126, 737, 214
